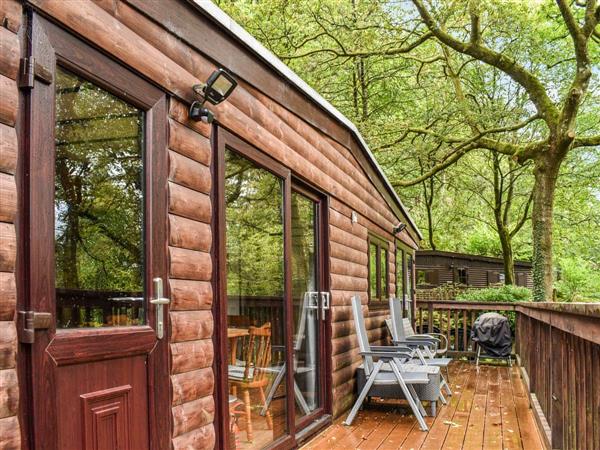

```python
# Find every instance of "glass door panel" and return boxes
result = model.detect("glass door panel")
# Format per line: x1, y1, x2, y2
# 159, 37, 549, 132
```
54, 67, 145, 328
291, 191, 321, 422
224, 149, 287, 448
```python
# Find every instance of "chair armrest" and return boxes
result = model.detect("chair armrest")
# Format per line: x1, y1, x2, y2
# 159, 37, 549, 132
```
359, 350, 413, 359
420, 333, 448, 354
392, 339, 437, 348
371, 345, 412, 353
406, 335, 441, 343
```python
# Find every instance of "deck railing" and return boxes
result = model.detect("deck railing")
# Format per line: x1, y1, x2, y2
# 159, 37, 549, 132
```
414, 299, 600, 450
415, 299, 517, 357
516, 303, 600, 450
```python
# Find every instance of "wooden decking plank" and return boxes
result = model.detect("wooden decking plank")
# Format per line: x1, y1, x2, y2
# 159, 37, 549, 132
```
499, 366, 522, 450
462, 366, 489, 449
420, 363, 471, 450
301, 361, 546, 450
482, 366, 503, 449
357, 411, 400, 450
376, 414, 416, 450
442, 362, 479, 449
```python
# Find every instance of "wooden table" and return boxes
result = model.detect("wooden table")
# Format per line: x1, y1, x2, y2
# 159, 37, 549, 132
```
228, 327, 249, 365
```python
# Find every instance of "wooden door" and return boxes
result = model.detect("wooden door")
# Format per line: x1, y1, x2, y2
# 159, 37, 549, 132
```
19, 15, 169, 450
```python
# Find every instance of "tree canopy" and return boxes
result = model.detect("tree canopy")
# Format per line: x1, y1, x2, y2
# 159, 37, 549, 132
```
217, 0, 600, 301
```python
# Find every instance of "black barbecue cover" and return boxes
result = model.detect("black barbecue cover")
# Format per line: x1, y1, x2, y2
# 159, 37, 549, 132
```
470, 312, 512, 357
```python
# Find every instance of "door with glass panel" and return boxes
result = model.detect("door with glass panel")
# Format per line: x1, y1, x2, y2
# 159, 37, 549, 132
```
290, 186, 328, 432
23, 16, 169, 450
217, 130, 329, 449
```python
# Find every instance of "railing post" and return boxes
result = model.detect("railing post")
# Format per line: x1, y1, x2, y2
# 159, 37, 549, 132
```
427, 302, 433, 335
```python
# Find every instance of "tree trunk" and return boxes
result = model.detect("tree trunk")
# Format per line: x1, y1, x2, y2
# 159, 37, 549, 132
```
531, 155, 561, 301
497, 227, 515, 285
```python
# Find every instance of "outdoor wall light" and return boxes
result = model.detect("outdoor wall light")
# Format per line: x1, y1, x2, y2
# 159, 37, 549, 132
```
189, 68, 238, 123
393, 222, 407, 234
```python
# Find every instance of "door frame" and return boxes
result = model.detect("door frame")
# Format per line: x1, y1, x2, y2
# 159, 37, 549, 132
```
17, 13, 170, 450
213, 127, 331, 449
290, 179, 332, 436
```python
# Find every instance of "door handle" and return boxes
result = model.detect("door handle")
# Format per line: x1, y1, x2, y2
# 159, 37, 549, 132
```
151, 277, 170, 339
320, 292, 330, 321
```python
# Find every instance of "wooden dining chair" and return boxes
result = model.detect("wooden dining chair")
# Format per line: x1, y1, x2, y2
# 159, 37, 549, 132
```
228, 322, 273, 442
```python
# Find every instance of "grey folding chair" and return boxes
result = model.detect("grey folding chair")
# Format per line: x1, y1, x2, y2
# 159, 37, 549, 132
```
344, 296, 439, 431
261, 291, 316, 416
388, 297, 453, 397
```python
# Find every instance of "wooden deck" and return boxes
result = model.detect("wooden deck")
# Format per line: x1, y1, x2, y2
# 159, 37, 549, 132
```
302, 361, 544, 450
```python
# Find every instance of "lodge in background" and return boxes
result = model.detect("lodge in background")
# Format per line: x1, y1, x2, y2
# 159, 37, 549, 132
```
0, 1, 421, 449
415, 250, 533, 290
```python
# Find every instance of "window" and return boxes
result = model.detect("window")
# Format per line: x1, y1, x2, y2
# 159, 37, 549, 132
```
368, 235, 389, 303
417, 269, 438, 286
456, 268, 468, 285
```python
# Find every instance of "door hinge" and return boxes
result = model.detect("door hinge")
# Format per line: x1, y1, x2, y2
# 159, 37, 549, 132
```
19, 57, 53, 89
17, 311, 52, 344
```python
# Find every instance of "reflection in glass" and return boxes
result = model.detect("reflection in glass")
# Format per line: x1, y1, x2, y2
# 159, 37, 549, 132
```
369, 243, 377, 299
225, 149, 287, 448
396, 248, 405, 299
54, 67, 144, 328
381, 249, 389, 299
291, 191, 319, 421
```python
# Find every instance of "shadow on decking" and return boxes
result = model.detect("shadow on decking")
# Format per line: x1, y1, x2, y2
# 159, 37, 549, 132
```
302, 361, 543, 450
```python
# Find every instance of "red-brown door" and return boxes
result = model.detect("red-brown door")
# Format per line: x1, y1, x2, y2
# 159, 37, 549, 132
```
19, 15, 169, 450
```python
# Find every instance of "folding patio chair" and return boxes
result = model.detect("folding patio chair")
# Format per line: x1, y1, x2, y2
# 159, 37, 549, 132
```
387, 297, 453, 397
260, 291, 316, 417
344, 296, 440, 431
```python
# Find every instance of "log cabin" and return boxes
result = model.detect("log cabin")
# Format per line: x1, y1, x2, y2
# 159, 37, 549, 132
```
415, 250, 533, 291
0, 1, 423, 449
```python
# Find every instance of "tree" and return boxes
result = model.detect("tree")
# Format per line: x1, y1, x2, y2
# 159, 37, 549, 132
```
219, 0, 600, 301
397, 0, 600, 300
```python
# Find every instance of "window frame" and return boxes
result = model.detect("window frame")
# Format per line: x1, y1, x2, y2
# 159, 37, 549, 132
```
367, 234, 390, 304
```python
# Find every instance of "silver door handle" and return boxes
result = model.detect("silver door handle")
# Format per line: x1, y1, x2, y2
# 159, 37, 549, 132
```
150, 277, 170, 339
320, 292, 330, 321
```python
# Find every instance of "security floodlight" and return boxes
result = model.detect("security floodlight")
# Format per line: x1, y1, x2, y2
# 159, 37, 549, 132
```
189, 68, 237, 123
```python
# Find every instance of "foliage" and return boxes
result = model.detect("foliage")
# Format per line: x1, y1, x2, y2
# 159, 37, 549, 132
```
218, 0, 600, 301
455, 285, 532, 303
555, 256, 600, 302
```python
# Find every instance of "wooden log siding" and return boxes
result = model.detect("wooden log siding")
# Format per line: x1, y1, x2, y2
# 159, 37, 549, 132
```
166, 97, 216, 449
0, 2, 21, 448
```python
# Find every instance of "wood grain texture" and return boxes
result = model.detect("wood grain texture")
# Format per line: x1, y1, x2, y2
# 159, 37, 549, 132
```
168, 119, 211, 166
170, 340, 214, 374
169, 214, 211, 253
0, 0, 22, 33
168, 182, 211, 224
0, 27, 19, 80
0, 74, 17, 126
0, 272, 16, 321
171, 367, 214, 406
0, 173, 16, 222
0, 415, 20, 449
168, 151, 211, 194
169, 247, 211, 281
169, 311, 213, 343
0, 222, 16, 272
172, 396, 214, 437
171, 423, 215, 450
169, 279, 212, 311
168, 98, 210, 139
0, 368, 18, 418
0, 321, 16, 369
0, 123, 17, 174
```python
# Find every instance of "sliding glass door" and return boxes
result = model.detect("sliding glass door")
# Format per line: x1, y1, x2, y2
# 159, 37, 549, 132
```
216, 129, 330, 449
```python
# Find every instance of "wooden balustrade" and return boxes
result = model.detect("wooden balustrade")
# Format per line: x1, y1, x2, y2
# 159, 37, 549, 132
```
516, 303, 600, 450
415, 300, 516, 357
415, 299, 600, 449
